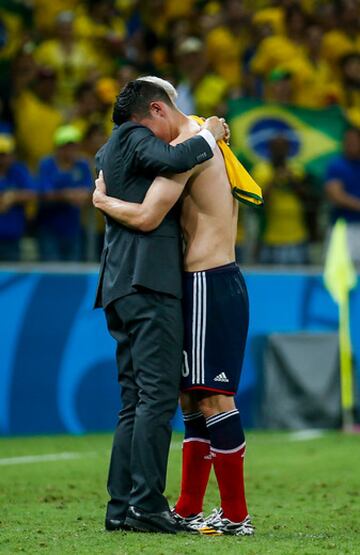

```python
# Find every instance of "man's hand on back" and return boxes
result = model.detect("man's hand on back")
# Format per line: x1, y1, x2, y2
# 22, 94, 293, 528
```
203, 116, 230, 143
93, 171, 107, 208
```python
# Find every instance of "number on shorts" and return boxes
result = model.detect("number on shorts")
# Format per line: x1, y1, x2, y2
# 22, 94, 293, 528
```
182, 350, 190, 377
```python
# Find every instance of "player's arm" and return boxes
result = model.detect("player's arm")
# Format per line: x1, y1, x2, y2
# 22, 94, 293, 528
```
131, 117, 225, 174
93, 170, 191, 232
326, 179, 360, 211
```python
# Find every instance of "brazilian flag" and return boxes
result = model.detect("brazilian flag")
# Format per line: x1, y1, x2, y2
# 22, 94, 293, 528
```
227, 99, 347, 181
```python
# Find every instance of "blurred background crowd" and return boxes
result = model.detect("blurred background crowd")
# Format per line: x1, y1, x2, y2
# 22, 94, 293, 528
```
0, 0, 360, 264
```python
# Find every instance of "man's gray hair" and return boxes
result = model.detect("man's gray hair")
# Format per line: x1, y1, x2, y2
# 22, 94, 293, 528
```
136, 75, 178, 105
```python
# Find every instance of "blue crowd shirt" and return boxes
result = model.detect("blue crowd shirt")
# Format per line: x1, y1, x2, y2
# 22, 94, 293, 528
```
325, 156, 360, 224
37, 156, 93, 237
0, 161, 35, 239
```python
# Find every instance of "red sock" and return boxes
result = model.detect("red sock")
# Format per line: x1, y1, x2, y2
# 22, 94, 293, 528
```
212, 444, 248, 522
175, 439, 212, 516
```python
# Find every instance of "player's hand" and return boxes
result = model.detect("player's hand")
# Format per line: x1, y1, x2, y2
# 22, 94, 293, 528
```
223, 120, 231, 145
93, 187, 103, 208
204, 116, 228, 142
95, 170, 107, 194
93, 171, 107, 208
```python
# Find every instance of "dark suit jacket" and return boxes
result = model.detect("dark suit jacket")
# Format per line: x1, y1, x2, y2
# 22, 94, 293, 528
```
95, 122, 213, 308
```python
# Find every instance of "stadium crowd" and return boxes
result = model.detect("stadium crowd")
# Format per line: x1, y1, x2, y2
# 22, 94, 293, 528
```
0, 0, 360, 263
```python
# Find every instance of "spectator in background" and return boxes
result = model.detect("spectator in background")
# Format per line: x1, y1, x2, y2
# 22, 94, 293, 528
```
95, 77, 118, 136
290, 23, 336, 108
266, 68, 294, 104
251, 5, 308, 82
321, 0, 360, 71
0, 6, 25, 64
81, 123, 107, 260
325, 126, 360, 265
37, 125, 92, 262
74, 0, 126, 75
205, 0, 251, 89
81, 123, 107, 167
13, 67, 63, 170
34, 11, 98, 113
175, 37, 228, 117
253, 135, 311, 265
32, 0, 78, 34
71, 81, 103, 137
0, 133, 35, 261
335, 52, 360, 127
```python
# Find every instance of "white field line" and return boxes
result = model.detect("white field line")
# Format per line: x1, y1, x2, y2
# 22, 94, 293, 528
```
288, 430, 325, 441
0, 433, 328, 466
0, 443, 183, 466
0, 451, 96, 466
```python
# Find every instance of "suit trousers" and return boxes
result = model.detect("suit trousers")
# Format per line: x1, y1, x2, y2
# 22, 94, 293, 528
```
104, 290, 183, 520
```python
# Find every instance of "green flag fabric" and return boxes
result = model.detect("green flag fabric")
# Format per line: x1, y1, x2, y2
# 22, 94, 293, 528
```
227, 99, 347, 181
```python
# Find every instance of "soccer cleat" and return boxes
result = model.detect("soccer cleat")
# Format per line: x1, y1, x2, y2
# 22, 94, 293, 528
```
205, 508, 255, 536
171, 509, 222, 535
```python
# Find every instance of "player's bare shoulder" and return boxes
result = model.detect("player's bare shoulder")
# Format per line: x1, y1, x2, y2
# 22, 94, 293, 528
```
170, 118, 201, 146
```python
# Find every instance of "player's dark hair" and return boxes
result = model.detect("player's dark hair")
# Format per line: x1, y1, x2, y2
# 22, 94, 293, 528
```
112, 80, 174, 125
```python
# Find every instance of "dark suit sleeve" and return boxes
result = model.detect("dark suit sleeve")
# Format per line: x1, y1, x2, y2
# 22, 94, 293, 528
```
130, 127, 214, 174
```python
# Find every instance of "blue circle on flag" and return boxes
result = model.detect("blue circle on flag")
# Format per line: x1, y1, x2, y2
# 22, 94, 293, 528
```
248, 118, 301, 159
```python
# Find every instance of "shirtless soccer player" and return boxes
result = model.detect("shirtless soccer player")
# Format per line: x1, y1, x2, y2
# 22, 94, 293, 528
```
93, 77, 254, 537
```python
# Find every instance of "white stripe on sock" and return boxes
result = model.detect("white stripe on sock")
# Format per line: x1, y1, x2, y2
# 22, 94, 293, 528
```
210, 441, 246, 454
183, 411, 203, 421
206, 409, 239, 427
206, 408, 238, 423
183, 437, 211, 444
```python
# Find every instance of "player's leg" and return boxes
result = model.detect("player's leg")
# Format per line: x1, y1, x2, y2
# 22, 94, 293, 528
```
104, 301, 138, 530
197, 264, 253, 535
174, 391, 212, 520
174, 270, 213, 522
199, 393, 250, 529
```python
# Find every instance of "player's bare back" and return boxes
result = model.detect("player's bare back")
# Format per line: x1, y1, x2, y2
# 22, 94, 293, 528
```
172, 119, 238, 272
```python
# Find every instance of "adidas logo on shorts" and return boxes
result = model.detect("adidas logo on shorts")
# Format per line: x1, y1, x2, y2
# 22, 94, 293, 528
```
214, 372, 229, 383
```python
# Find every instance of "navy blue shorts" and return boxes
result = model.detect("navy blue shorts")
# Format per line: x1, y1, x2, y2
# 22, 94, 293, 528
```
181, 262, 249, 395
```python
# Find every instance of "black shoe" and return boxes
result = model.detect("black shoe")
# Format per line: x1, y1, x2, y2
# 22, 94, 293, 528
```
124, 505, 183, 534
105, 518, 128, 531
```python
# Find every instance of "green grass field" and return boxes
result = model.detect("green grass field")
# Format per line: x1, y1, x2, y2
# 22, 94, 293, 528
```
0, 431, 359, 555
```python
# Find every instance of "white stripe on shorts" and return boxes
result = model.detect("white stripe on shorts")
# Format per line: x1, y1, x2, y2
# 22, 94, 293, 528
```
191, 272, 198, 385
196, 272, 202, 384
191, 272, 207, 384
201, 272, 207, 385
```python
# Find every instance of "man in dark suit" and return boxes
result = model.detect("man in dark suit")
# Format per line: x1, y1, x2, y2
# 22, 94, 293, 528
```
95, 79, 226, 534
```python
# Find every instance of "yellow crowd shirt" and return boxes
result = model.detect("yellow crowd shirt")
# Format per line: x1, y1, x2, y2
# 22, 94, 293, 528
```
282, 55, 336, 108
252, 161, 308, 246
0, 10, 23, 61
34, 40, 98, 109
206, 26, 249, 88
74, 8, 126, 75
32, 0, 78, 32
13, 90, 63, 170
322, 30, 360, 68
193, 74, 229, 118
251, 34, 305, 77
